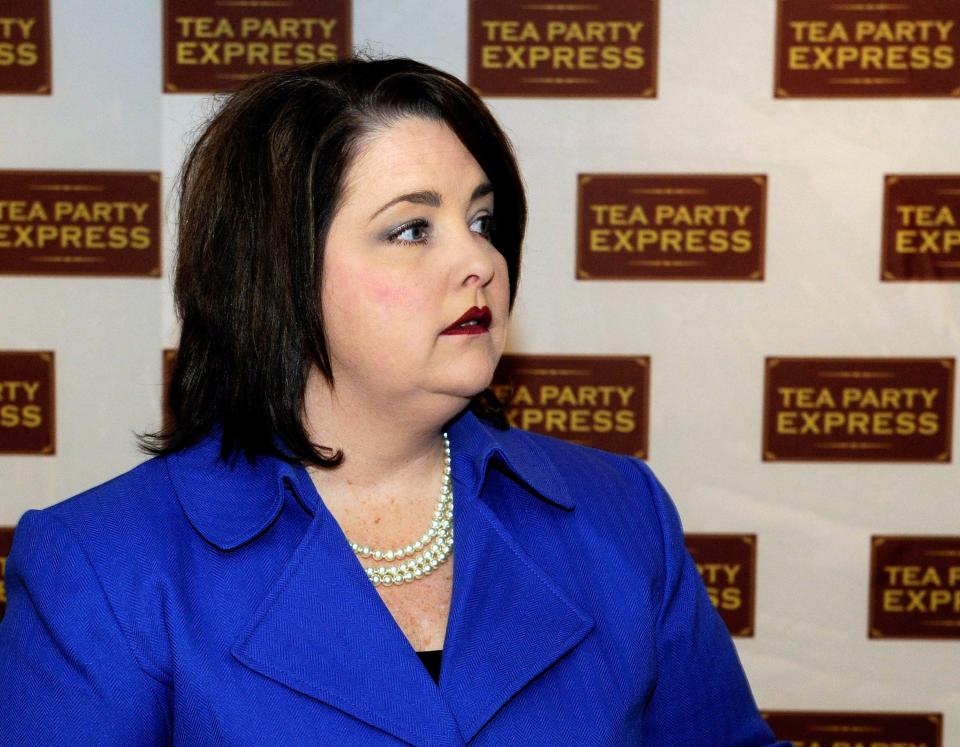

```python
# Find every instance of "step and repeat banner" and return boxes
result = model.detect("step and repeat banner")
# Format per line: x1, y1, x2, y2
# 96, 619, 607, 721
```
2, 1, 959, 743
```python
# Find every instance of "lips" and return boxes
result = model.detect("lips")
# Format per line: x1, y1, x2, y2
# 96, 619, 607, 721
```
441, 306, 492, 335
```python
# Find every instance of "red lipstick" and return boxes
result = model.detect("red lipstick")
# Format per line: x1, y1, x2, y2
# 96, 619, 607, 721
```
441, 306, 492, 335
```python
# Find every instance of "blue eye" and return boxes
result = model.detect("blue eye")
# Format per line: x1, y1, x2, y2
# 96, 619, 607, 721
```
388, 219, 429, 245
470, 213, 494, 240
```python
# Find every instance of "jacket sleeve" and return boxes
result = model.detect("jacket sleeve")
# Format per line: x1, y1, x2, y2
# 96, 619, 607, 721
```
0, 509, 171, 745
633, 463, 790, 747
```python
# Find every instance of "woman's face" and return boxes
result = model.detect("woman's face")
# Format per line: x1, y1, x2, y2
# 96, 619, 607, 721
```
320, 116, 510, 415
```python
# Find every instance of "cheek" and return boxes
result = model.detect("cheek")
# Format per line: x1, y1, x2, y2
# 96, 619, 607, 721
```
361, 273, 420, 309
492, 254, 511, 306
327, 267, 430, 340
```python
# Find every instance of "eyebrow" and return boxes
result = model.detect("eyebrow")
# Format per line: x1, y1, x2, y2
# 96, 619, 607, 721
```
369, 182, 494, 221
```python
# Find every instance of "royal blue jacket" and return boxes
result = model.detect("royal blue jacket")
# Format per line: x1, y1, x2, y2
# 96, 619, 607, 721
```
0, 409, 787, 745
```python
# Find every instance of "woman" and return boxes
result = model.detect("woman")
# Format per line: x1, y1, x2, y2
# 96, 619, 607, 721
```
0, 58, 787, 745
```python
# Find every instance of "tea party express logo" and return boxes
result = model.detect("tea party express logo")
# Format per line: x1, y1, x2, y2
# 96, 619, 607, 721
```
164, 0, 351, 92
870, 535, 960, 639
577, 174, 765, 280
685, 534, 756, 637
762, 710, 942, 747
491, 354, 649, 457
0, 0, 50, 94
763, 357, 953, 461
0, 171, 160, 276
0, 351, 54, 455
775, 0, 960, 97
469, 0, 658, 97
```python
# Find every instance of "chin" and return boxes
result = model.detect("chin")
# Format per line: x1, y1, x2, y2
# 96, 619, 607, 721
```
436, 367, 497, 401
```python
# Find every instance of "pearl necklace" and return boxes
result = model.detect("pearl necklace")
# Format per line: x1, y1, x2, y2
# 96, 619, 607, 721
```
348, 432, 454, 587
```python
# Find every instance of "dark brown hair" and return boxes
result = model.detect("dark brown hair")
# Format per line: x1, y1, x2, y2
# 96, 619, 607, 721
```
143, 58, 526, 466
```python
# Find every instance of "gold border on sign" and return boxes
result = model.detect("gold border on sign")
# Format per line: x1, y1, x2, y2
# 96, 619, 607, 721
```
830, 3, 910, 9
515, 368, 592, 376
519, 3, 601, 9
521, 77, 597, 85
628, 188, 707, 195
216, 1, 294, 6
29, 183, 104, 192
828, 78, 908, 85
626, 260, 706, 267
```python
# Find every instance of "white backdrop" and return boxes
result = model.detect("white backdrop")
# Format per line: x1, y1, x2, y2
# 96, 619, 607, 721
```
2, 1, 959, 741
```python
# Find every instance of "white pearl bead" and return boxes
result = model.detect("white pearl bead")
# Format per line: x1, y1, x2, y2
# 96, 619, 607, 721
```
350, 432, 454, 588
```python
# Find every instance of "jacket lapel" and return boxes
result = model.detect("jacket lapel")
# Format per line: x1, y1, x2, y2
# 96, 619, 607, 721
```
439, 454, 595, 742
181, 412, 594, 745
230, 486, 463, 746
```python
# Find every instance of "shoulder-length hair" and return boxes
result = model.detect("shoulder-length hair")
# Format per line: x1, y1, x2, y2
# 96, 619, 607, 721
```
145, 58, 526, 466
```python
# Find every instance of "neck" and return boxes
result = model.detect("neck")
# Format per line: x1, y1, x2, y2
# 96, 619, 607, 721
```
302, 368, 463, 504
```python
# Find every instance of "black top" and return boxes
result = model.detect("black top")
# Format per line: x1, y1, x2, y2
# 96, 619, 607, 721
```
415, 649, 442, 683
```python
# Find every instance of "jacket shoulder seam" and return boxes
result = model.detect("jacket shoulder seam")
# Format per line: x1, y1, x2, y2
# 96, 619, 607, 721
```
41, 511, 171, 688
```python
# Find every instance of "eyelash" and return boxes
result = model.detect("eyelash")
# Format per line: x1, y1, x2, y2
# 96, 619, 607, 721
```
386, 214, 495, 246
388, 219, 430, 246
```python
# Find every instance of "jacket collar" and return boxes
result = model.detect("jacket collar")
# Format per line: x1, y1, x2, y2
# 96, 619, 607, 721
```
167, 410, 575, 551
446, 408, 575, 511
171, 412, 593, 744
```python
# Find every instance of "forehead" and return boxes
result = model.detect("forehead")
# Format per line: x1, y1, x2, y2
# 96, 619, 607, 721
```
340, 117, 489, 208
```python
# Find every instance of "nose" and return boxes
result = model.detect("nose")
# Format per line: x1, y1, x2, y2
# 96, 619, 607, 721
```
457, 228, 498, 289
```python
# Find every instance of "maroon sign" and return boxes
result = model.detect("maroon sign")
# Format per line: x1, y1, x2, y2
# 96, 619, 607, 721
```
685, 534, 756, 637
0, 526, 13, 620
0, 351, 54, 455
763, 357, 954, 462
883, 174, 960, 280
0, 0, 50, 94
0, 171, 161, 277
164, 0, 351, 93
491, 354, 649, 457
162, 348, 177, 432
577, 174, 766, 280
775, 0, 960, 98
870, 535, 960, 639
763, 710, 942, 746
468, 0, 658, 98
